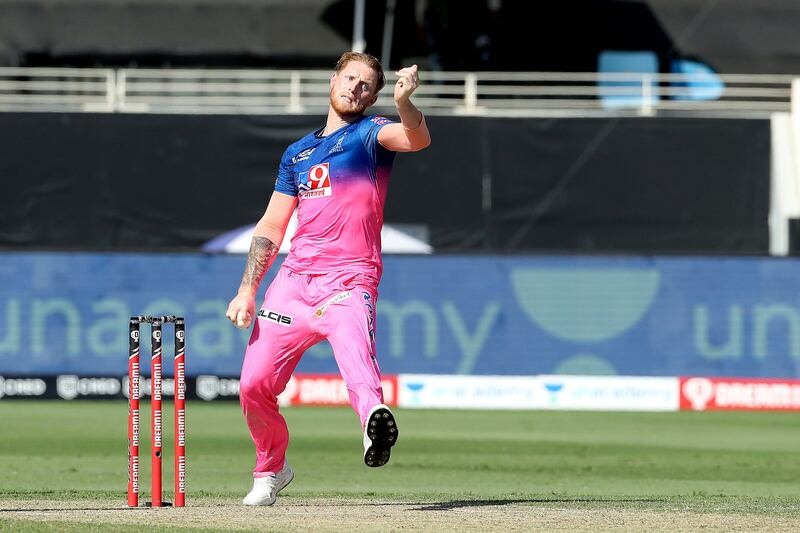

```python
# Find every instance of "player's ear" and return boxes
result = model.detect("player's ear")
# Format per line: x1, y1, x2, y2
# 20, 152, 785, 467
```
330, 73, 336, 88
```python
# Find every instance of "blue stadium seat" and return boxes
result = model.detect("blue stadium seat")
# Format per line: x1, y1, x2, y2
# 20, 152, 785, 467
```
670, 59, 724, 101
597, 50, 659, 110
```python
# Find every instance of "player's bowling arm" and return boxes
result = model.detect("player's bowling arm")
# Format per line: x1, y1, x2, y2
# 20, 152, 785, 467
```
377, 107, 431, 152
377, 64, 431, 152
237, 191, 296, 297
252, 191, 296, 250
226, 192, 296, 328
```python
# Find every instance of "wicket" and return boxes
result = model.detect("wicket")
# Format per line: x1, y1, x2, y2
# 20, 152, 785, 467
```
128, 315, 186, 508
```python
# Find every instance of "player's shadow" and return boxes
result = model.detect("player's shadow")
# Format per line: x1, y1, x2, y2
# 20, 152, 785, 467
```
408, 498, 660, 511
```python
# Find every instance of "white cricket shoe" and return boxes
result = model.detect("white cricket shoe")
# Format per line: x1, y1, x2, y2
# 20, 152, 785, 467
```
363, 404, 399, 468
242, 462, 294, 506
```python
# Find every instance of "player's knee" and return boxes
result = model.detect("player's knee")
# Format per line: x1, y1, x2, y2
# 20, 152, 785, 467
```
240, 373, 280, 403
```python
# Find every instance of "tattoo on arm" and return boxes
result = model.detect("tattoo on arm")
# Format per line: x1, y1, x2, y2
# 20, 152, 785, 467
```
239, 236, 278, 292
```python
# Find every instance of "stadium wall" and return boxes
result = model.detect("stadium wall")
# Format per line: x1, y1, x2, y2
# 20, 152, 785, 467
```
0, 113, 770, 254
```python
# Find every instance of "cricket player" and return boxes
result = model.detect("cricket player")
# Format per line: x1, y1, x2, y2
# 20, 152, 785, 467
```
225, 51, 431, 506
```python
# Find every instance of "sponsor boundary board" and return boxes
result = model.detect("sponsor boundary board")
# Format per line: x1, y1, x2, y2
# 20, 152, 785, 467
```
680, 376, 800, 411
5, 373, 800, 412
0, 374, 400, 406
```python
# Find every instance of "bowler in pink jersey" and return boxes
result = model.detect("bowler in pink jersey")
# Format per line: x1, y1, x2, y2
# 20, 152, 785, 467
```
225, 52, 431, 506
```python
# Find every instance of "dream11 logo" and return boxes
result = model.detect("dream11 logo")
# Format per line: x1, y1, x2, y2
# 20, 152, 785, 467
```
681, 377, 715, 410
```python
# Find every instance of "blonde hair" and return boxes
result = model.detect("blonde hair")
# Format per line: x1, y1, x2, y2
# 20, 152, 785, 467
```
334, 52, 386, 92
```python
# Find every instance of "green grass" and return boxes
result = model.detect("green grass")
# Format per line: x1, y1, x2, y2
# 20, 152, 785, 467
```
1, 401, 799, 516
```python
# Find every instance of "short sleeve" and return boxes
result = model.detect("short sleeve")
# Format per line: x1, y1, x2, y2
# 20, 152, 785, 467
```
359, 115, 395, 155
273, 149, 298, 196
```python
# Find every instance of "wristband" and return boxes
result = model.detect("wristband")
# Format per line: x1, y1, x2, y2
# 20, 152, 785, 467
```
403, 113, 425, 131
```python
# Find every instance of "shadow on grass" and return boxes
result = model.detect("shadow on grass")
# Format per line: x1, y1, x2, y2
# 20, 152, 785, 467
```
410, 498, 661, 511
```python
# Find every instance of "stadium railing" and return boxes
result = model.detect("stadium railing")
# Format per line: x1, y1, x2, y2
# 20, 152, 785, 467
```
0, 67, 114, 112
0, 67, 796, 118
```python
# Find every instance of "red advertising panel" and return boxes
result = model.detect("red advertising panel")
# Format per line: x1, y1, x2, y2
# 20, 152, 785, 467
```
680, 376, 800, 411
278, 374, 398, 407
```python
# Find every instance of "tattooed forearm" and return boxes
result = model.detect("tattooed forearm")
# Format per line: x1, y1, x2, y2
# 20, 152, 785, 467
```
238, 236, 278, 293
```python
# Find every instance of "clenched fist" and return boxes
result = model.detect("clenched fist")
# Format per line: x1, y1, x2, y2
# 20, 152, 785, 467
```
226, 293, 256, 330
394, 65, 420, 104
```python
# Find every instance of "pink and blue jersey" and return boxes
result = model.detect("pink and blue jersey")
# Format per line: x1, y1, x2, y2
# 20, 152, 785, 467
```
274, 115, 396, 280
240, 116, 398, 476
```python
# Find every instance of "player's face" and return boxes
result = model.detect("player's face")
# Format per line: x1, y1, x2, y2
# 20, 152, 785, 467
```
330, 61, 379, 117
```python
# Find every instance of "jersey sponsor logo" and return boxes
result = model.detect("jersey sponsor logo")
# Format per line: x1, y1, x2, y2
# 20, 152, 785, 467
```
298, 162, 332, 199
328, 135, 345, 154
314, 291, 352, 317
291, 147, 316, 164
362, 291, 376, 349
258, 309, 293, 326
370, 116, 391, 126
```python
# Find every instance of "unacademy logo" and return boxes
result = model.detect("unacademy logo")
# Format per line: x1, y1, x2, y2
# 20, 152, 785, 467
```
510, 268, 660, 343
544, 382, 564, 404
405, 382, 425, 405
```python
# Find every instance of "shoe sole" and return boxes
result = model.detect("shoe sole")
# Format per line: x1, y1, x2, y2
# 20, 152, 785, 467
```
364, 407, 399, 468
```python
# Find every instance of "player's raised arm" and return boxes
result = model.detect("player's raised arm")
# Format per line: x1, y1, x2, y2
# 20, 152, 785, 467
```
225, 191, 297, 329
377, 64, 431, 152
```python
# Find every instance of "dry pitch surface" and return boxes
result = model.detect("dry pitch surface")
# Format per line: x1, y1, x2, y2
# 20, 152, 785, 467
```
3, 496, 800, 532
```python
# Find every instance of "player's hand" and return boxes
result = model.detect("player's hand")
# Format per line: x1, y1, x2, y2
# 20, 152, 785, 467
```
226, 293, 256, 329
394, 65, 420, 104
